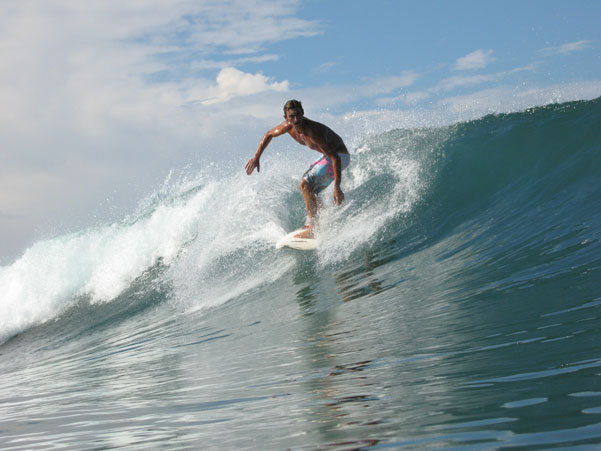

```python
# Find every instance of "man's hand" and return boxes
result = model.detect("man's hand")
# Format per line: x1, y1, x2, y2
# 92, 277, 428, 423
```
245, 156, 260, 175
333, 185, 345, 205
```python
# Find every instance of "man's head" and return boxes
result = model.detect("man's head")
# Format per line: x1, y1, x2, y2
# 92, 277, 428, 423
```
284, 99, 304, 126
283, 99, 303, 116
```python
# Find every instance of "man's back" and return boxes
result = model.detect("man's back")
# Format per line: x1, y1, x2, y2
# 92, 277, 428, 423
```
290, 117, 348, 156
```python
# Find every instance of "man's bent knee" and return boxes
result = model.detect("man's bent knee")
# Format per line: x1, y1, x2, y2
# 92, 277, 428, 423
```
299, 178, 312, 193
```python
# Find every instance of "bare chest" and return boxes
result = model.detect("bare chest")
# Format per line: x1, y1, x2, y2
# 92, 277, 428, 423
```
290, 128, 319, 150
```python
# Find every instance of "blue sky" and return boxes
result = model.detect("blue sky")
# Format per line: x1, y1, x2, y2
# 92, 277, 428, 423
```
252, 0, 601, 111
1, 0, 600, 263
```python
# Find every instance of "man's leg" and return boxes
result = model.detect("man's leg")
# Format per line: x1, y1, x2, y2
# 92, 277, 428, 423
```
296, 179, 319, 238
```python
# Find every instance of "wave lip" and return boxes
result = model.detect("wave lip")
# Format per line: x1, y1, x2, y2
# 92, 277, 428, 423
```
0, 179, 208, 344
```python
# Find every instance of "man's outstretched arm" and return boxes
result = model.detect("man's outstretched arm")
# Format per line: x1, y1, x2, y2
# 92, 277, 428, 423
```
245, 121, 291, 175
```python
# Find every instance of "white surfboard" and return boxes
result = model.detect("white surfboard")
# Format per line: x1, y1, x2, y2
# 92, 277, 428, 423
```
276, 226, 318, 250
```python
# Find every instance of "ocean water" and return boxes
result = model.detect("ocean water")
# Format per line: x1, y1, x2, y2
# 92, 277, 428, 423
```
1, 98, 601, 449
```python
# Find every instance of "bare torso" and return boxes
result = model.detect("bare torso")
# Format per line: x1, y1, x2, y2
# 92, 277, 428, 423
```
287, 118, 349, 157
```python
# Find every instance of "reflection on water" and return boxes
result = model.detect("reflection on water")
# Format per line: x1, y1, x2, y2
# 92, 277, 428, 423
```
297, 304, 381, 449
294, 250, 386, 312
335, 251, 384, 303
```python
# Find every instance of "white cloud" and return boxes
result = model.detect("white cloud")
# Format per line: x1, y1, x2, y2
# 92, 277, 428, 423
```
403, 91, 431, 105
376, 90, 430, 107
287, 71, 420, 113
191, 54, 280, 71
454, 49, 495, 71
182, 2, 322, 55
376, 73, 495, 106
0, 0, 321, 263
540, 40, 593, 56
437, 74, 495, 91
313, 62, 338, 73
368, 72, 421, 105
504, 64, 538, 75
375, 71, 420, 91
202, 68, 288, 105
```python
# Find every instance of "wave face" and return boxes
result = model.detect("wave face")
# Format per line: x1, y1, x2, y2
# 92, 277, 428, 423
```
1, 98, 601, 449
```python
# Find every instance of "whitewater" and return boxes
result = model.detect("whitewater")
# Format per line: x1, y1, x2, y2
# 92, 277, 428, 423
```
1, 98, 601, 449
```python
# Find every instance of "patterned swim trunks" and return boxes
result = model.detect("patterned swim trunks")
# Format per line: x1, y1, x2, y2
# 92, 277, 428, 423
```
302, 153, 351, 194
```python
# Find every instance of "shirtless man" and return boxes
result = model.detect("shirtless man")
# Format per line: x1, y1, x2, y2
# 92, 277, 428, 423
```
245, 100, 350, 238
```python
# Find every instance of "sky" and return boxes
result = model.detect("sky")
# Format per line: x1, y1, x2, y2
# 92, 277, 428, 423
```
1, 0, 600, 264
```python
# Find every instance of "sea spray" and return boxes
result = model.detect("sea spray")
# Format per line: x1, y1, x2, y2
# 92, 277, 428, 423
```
2, 98, 600, 346
1, 174, 211, 343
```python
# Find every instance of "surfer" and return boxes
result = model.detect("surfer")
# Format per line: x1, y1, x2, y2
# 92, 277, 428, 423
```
245, 100, 350, 238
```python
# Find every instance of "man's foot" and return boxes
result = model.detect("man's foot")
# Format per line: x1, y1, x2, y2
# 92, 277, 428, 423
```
294, 225, 314, 239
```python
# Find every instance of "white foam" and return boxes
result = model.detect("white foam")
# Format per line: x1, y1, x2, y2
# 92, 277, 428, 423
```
165, 169, 295, 312
0, 174, 217, 343
314, 127, 448, 265
0, 123, 445, 343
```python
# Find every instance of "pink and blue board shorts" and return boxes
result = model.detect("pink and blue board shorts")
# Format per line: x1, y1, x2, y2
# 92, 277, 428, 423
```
302, 153, 351, 194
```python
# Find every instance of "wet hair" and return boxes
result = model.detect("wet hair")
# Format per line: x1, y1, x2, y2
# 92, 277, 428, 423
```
283, 99, 303, 116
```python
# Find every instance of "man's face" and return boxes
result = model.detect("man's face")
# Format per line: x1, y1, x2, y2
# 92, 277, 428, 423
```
285, 108, 304, 127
